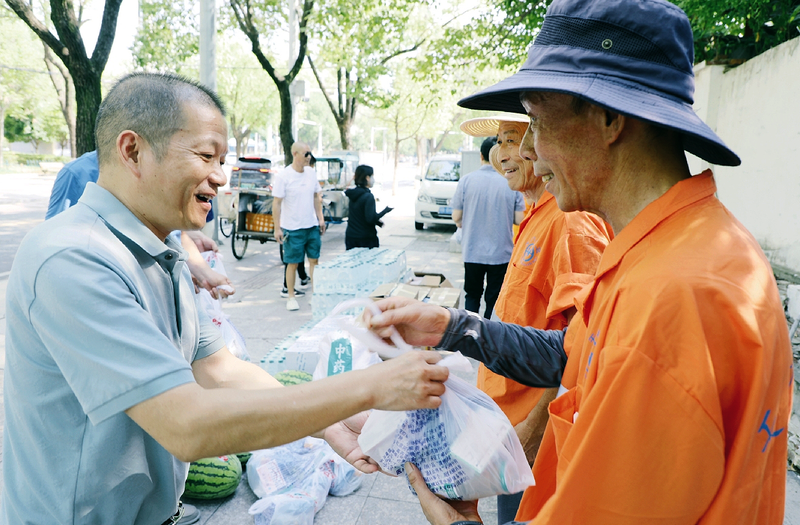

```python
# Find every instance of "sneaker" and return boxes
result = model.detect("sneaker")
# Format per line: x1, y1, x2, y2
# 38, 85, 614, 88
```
286, 298, 300, 311
299, 277, 311, 289
280, 287, 306, 298
177, 502, 200, 524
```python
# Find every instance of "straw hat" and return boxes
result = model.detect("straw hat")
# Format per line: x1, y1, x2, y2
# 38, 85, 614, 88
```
459, 114, 530, 138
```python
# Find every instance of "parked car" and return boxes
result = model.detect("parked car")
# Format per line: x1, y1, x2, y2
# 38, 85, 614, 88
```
414, 155, 461, 230
229, 157, 273, 190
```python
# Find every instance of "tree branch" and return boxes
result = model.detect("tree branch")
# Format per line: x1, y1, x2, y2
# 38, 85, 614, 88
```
286, 0, 314, 83
3, 0, 66, 62
229, 0, 281, 84
90, 0, 123, 71
307, 56, 342, 124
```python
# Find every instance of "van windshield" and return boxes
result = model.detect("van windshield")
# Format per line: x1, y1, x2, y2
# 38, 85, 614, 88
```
425, 160, 460, 181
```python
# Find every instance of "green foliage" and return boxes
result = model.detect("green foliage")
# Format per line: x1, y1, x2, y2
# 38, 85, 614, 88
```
132, 0, 200, 72
675, 0, 800, 63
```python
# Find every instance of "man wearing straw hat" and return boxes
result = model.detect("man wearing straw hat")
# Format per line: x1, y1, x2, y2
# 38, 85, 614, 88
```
460, 113, 612, 523
368, 0, 793, 523
451, 136, 525, 320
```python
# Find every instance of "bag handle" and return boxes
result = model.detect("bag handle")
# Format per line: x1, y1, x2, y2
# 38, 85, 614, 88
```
330, 298, 414, 359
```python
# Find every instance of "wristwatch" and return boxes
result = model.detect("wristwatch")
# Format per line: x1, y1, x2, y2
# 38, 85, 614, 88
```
449, 522, 483, 525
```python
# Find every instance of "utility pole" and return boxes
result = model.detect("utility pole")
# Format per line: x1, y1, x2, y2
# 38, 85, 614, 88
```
200, 0, 220, 243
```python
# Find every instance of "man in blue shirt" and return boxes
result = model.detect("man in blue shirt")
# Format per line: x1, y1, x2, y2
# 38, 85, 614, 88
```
45, 150, 99, 218
452, 137, 525, 318
3, 72, 448, 524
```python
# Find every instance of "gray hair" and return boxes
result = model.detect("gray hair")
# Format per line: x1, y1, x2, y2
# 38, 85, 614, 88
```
95, 72, 227, 166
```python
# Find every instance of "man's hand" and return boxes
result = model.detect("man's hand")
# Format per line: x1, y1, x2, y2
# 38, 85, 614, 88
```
274, 228, 284, 244
319, 218, 327, 235
183, 230, 219, 252
190, 266, 235, 299
405, 462, 482, 525
323, 412, 381, 474
367, 350, 448, 411
366, 297, 452, 347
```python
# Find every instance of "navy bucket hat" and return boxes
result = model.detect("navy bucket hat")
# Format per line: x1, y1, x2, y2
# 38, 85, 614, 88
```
458, 0, 741, 167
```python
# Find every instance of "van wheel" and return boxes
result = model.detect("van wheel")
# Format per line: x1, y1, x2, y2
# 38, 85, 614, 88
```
414, 221, 424, 230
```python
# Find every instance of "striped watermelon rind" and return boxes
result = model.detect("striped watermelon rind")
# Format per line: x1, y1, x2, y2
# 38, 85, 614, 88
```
273, 370, 313, 386
183, 455, 242, 500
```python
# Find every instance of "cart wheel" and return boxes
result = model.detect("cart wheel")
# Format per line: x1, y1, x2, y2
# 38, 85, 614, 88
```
323, 205, 333, 227
231, 234, 248, 260
219, 217, 234, 238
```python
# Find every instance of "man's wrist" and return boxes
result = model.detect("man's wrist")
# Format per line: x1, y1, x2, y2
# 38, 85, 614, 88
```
450, 521, 482, 525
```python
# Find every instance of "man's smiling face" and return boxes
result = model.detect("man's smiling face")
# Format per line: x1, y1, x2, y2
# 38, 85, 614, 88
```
137, 102, 228, 239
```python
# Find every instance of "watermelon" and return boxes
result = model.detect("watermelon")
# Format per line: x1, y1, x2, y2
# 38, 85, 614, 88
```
235, 451, 253, 468
273, 370, 313, 386
183, 455, 242, 500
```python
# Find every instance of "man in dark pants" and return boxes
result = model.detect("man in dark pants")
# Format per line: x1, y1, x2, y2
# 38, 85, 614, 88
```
452, 137, 525, 318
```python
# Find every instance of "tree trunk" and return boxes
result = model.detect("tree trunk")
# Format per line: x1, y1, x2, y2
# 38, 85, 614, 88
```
72, 68, 102, 156
277, 82, 294, 162
337, 119, 350, 151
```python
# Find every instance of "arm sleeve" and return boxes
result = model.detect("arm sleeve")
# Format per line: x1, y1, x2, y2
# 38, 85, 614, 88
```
451, 179, 465, 210
29, 249, 197, 425
272, 173, 286, 198
363, 194, 379, 225
437, 309, 567, 388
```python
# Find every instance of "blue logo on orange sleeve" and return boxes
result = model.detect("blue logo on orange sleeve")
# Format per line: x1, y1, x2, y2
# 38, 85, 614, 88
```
758, 410, 784, 453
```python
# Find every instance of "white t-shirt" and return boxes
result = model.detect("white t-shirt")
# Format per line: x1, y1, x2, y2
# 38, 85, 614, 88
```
273, 165, 321, 230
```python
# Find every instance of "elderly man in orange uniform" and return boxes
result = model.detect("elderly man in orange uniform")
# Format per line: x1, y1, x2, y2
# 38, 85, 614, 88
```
367, 0, 794, 523
460, 114, 612, 523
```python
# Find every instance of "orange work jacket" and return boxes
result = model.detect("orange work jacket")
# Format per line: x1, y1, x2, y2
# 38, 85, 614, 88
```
519, 171, 793, 524
481, 191, 612, 425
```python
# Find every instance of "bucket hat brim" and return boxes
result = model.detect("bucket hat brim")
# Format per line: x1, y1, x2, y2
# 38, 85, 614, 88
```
458, 70, 741, 167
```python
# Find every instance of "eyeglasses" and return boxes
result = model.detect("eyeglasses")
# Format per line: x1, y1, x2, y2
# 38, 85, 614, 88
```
304, 151, 311, 158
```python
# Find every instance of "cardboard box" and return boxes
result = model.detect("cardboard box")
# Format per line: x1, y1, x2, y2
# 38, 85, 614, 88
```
369, 272, 460, 308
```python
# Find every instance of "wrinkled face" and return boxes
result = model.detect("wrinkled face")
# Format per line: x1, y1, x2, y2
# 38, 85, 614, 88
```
519, 92, 607, 213
138, 103, 228, 240
495, 121, 538, 193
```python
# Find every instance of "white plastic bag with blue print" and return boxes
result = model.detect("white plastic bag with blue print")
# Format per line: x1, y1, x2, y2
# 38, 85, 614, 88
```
246, 437, 332, 499
248, 467, 332, 525
357, 352, 534, 500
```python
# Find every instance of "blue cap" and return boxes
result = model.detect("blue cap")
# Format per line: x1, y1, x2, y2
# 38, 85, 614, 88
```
458, 0, 740, 167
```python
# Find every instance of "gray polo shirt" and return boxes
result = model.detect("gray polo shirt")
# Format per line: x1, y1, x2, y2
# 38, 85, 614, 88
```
2, 183, 225, 524
451, 164, 525, 265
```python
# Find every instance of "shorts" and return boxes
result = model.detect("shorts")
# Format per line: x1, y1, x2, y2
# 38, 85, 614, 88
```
282, 226, 321, 263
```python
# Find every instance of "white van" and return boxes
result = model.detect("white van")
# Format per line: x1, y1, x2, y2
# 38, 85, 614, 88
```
414, 155, 461, 230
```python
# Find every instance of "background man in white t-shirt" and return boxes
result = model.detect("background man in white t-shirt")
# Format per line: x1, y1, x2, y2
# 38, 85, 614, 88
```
273, 142, 326, 311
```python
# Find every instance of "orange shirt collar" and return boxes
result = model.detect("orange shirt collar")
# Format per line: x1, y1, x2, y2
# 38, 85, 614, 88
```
576, 170, 716, 323
515, 191, 556, 243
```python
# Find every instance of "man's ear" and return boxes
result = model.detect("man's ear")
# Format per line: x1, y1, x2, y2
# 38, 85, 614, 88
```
117, 130, 145, 178
601, 109, 625, 145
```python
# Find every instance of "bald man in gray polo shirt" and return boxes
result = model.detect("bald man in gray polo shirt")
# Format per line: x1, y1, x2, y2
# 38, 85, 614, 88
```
2, 72, 448, 524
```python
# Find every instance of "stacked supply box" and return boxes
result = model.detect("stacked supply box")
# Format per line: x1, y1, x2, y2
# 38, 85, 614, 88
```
312, 248, 407, 321
369, 271, 461, 308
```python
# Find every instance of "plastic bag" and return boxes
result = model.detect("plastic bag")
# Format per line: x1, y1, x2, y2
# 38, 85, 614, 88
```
327, 454, 363, 497
246, 437, 332, 499
358, 352, 535, 501
248, 468, 331, 525
312, 327, 382, 381
197, 251, 249, 361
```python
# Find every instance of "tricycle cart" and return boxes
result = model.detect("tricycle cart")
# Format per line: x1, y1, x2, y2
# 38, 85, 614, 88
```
230, 189, 277, 260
